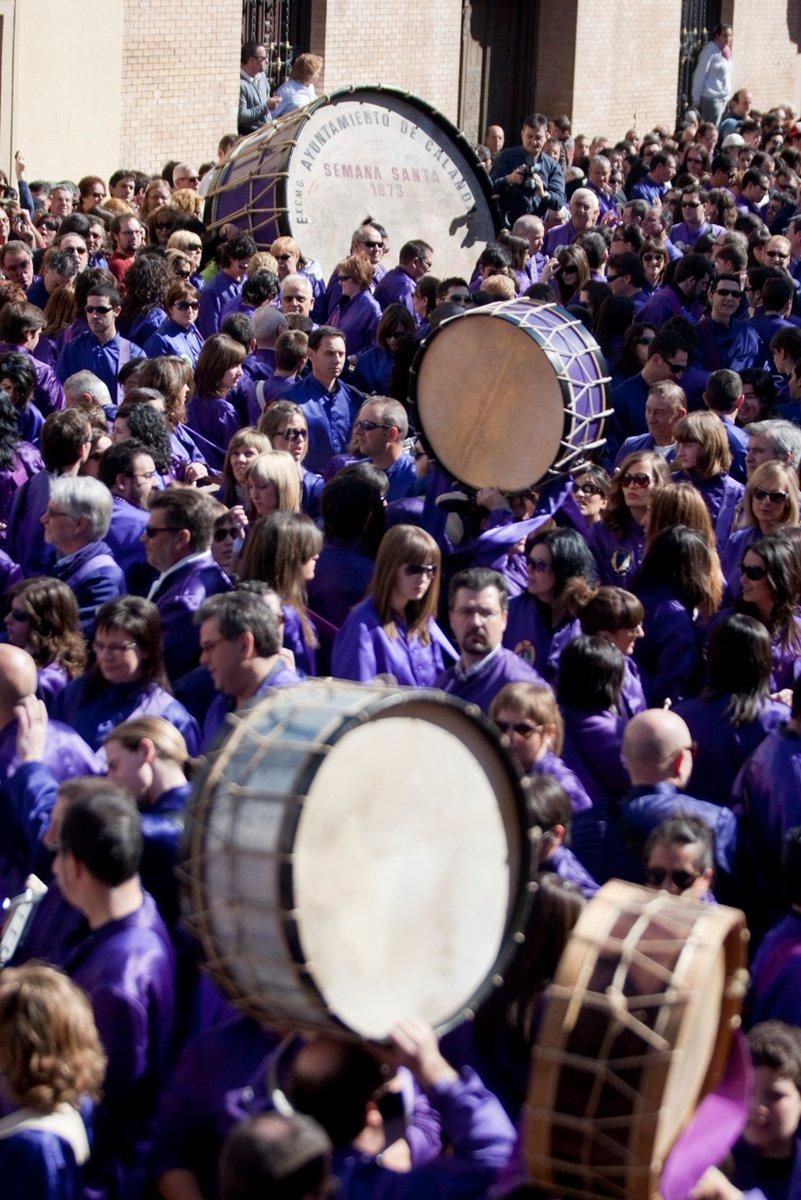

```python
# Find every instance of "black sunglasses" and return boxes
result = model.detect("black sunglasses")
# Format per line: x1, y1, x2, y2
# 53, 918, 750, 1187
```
644, 866, 700, 891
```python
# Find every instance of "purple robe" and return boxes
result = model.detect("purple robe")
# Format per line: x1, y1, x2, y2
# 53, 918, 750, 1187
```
750, 911, 801, 1026
332, 596, 456, 687
633, 585, 704, 707
120, 307, 168, 349
186, 393, 241, 466
37, 662, 70, 709
5, 468, 55, 576
52, 675, 200, 754
351, 345, 394, 394
436, 647, 546, 715
674, 692, 787, 807
0, 1119, 87, 1200
201, 657, 301, 749
503, 591, 580, 682
720, 525, 761, 600
142, 319, 204, 366
197, 271, 242, 339
281, 603, 318, 677
63, 892, 176, 1200
105, 495, 151, 581
530, 749, 592, 814
696, 315, 765, 374
587, 519, 645, 590
149, 552, 232, 681
0, 441, 42, 524
374, 265, 418, 320
285, 373, 364, 475
0, 340, 64, 417
307, 539, 373, 629
620, 657, 648, 719
329, 289, 382, 355
541, 843, 599, 898
55, 331, 144, 403
560, 707, 628, 881
671, 470, 743, 546
51, 538, 126, 635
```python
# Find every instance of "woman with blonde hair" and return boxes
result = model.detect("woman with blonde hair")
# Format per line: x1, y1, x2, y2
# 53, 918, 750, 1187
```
218, 426, 272, 509
271, 52, 324, 117
722, 460, 800, 597
331, 524, 455, 685
258, 401, 324, 516
0, 963, 106, 1197
239, 511, 323, 674
245, 449, 301, 517
269, 234, 324, 302
489, 681, 593, 817
672, 409, 743, 544
166, 228, 203, 285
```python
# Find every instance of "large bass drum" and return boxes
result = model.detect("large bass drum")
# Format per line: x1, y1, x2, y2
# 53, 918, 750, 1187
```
524, 880, 749, 1200
409, 299, 612, 492
182, 681, 537, 1040
206, 85, 499, 280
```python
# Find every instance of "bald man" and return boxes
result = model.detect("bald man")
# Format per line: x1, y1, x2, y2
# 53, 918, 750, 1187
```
0, 644, 99, 897
604, 708, 738, 891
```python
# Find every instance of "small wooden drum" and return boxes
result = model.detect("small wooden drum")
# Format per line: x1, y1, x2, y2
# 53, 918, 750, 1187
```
409, 299, 612, 492
182, 681, 537, 1039
524, 880, 748, 1200
206, 85, 498, 280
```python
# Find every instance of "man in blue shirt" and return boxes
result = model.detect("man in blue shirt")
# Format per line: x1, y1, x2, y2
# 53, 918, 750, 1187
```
287, 326, 364, 475
491, 113, 566, 227
56, 280, 143, 403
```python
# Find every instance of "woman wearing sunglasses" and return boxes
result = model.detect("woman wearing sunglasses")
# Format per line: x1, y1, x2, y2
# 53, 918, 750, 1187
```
143, 281, 204, 365
331, 524, 455, 685
737, 531, 801, 692
588, 450, 671, 588
721, 461, 800, 598
328, 254, 381, 356
258, 401, 324, 518
489, 681, 593, 822
503, 527, 598, 683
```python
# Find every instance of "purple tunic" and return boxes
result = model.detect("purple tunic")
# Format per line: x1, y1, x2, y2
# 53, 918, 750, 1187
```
351, 345, 394, 394
51, 538, 126, 635
332, 596, 456, 687
374, 265, 418, 320
671, 470, 744, 546
5, 468, 55, 576
55, 331, 144, 403
587, 519, 646, 590
620, 657, 648, 719
0, 441, 42, 524
186, 393, 241, 466
560, 707, 628, 881
0, 1120, 86, 1200
720, 525, 761, 600
436, 647, 546, 715
63, 892, 176, 1200
530, 749, 593, 814
329, 289, 382, 355
674, 692, 787, 807
307, 539, 373, 628
149, 552, 232, 681
503, 591, 580, 682
750, 911, 801, 1026
633, 585, 704, 707
105, 495, 151, 582
202, 657, 301, 749
281, 603, 318, 677
541, 843, 599, 898
52, 675, 200, 754
142, 319, 204, 366
285, 373, 364, 475
197, 271, 242, 339
37, 661, 70, 709
0, 340, 64, 417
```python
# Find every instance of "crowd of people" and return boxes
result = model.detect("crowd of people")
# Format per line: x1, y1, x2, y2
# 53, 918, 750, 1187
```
0, 31, 801, 1200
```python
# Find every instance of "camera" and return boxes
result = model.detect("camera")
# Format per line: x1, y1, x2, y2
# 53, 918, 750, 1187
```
520, 161, 540, 193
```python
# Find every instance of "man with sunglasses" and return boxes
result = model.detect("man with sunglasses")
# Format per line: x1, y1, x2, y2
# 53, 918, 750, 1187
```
642, 816, 714, 901
55, 280, 144, 404
607, 708, 738, 887
669, 185, 725, 251
696, 274, 763, 373
349, 397, 417, 501
315, 221, 387, 324
606, 328, 691, 466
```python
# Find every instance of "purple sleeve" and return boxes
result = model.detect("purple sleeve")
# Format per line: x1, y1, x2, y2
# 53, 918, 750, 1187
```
428, 1067, 516, 1170
331, 610, 378, 682
6, 760, 59, 854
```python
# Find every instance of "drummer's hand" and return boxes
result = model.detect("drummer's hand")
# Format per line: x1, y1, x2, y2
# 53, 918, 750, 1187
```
14, 695, 48, 763
388, 1017, 458, 1089
771, 687, 793, 707
476, 486, 509, 511
689, 1167, 743, 1200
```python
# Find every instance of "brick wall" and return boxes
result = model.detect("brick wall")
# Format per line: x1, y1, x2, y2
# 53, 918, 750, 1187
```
119, 0, 241, 174
308, 0, 463, 124
724, 0, 801, 114
538, 0, 684, 142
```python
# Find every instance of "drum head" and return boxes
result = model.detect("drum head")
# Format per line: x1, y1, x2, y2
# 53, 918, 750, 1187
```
415, 303, 566, 491
183, 683, 533, 1040
208, 87, 499, 280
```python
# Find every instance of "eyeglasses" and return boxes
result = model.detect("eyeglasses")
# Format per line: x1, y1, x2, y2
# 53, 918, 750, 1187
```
642, 255, 664, 264
765, 250, 790, 260
714, 288, 742, 298
404, 563, 437, 577
8, 608, 29, 621
155, 221, 174, 231
85, 304, 113, 315
274, 253, 295, 262
606, 273, 620, 283
637, 335, 656, 346
277, 428, 307, 441
527, 556, 552, 572
200, 635, 228, 654
213, 526, 239, 541
664, 360, 686, 376
92, 639, 138, 655
38, 221, 59, 232
354, 419, 391, 432
573, 481, 603, 496
495, 719, 543, 738
337, 275, 352, 283
129, 470, 158, 481
741, 561, 769, 581
753, 487, 788, 504
143, 525, 182, 538
174, 270, 192, 280
682, 200, 703, 208
620, 472, 652, 488
359, 240, 384, 249
174, 300, 199, 311
644, 866, 701, 892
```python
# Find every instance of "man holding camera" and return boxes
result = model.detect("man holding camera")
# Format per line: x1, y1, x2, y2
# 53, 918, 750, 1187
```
491, 112, 566, 227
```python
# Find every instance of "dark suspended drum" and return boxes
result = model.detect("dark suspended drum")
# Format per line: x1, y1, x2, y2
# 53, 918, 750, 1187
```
206, 85, 499, 280
409, 299, 612, 492
181, 681, 537, 1040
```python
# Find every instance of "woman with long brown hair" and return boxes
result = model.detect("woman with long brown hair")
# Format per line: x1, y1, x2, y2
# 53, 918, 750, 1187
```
331, 524, 455, 685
